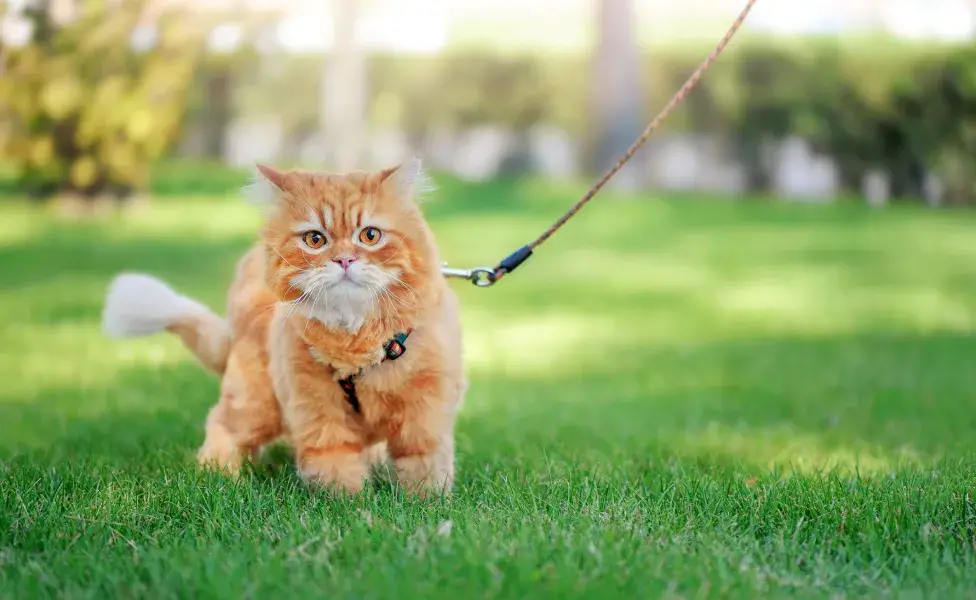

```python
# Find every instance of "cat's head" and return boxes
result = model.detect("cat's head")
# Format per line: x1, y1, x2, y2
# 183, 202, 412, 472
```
247, 159, 438, 331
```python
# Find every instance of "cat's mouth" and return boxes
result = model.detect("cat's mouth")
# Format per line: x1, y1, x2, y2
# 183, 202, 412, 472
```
334, 269, 363, 286
296, 264, 387, 296
290, 268, 363, 299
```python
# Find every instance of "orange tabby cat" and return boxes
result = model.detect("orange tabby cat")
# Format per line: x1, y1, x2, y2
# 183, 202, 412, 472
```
101, 160, 466, 496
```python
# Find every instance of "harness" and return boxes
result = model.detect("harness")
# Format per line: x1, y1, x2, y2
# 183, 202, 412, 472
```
336, 328, 412, 414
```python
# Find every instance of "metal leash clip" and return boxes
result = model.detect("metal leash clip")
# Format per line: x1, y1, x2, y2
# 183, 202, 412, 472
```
441, 263, 498, 287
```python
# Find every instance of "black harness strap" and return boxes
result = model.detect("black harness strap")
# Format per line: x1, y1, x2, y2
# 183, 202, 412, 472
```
337, 329, 412, 414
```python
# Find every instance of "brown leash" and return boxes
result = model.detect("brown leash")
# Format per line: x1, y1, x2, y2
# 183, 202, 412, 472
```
442, 0, 760, 287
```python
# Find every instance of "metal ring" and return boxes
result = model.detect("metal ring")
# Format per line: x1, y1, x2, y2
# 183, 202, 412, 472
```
469, 268, 497, 287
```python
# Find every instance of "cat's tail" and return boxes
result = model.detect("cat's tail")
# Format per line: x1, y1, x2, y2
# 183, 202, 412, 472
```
101, 273, 230, 375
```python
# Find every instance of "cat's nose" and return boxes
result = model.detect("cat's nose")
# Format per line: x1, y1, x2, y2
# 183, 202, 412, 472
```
333, 256, 358, 270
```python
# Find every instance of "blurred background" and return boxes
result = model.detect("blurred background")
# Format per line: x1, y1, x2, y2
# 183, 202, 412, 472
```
1, 0, 976, 493
1, 0, 974, 207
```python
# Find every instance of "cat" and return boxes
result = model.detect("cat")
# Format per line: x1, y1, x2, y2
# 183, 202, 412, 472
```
101, 159, 466, 496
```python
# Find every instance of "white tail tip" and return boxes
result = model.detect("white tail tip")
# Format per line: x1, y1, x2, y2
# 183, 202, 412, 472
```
101, 273, 206, 338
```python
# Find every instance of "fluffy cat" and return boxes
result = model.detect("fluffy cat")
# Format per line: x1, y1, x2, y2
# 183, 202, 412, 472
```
101, 160, 466, 496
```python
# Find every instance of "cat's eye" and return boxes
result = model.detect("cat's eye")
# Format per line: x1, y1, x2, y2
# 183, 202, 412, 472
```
359, 227, 382, 246
302, 230, 327, 249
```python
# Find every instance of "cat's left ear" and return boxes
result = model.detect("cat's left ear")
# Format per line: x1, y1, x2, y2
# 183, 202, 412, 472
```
379, 157, 430, 203
243, 163, 288, 205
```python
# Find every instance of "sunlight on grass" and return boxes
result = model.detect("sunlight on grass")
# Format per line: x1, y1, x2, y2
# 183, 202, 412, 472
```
851, 288, 973, 329
668, 422, 924, 474
461, 309, 633, 377
0, 203, 47, 245
716, 274, 839, 318
0, 323, 192, 400
544, 249, 717, 293
710, 277, 975, 334
122, 199, 262, 238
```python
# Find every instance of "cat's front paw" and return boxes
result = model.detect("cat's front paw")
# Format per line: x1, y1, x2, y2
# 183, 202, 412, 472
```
196, 423, 246, 477
394, 453, 454, 498
197, 446, 245, 477
297, 446, 369, 494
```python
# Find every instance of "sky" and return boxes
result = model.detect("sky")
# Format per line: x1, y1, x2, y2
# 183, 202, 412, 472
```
238, 0, 976, 53
2, 0, 974, 52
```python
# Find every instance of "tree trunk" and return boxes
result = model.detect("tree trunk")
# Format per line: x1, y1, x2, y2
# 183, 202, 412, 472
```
591, 0, 643, 191
204, 70, 232, 160
322, 0, 367, 171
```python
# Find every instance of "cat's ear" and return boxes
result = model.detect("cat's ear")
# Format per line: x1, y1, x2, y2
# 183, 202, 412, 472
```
243, 163, 287, 205
379, 157, 431, 203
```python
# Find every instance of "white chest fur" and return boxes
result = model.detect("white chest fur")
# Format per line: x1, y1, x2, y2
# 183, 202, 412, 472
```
290, 274, 375, 333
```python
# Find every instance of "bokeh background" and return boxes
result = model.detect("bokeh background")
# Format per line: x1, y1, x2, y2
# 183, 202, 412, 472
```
1, 0, 974, 205
2, 0, 976, 458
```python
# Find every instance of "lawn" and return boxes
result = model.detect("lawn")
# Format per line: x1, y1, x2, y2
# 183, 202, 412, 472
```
1, 177, 975, 598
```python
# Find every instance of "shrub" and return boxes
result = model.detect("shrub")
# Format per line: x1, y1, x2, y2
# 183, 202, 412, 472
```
0, 0, 208, 202
365, 39, 975, 202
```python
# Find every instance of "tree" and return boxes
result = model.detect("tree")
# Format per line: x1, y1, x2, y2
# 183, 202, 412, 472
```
322, 0, 366, 171
590, 0, 643, 190
0, 0, 208, 203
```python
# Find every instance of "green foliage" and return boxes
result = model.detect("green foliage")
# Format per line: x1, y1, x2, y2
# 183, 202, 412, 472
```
0, 159, 249, 198
369, 52, 588, 139
722, 40, 976, 203
147, 160, 250, 196
364, 39, 975, 202
0, 0, 208, 200
219, 39, 971, 202
888, 45, 976, 204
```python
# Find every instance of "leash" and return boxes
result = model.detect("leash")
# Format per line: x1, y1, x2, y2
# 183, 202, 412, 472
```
441, 0, 759, 288
330, 0, 756, 411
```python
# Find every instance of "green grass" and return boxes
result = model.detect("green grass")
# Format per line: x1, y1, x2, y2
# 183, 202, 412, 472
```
1, 177, 976, 598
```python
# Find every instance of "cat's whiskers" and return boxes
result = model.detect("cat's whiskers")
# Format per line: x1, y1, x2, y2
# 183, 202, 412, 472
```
385, 293, 416, 321
302, 288, 319, 337
378, 278, 416, 323
240, 300, 281, 332
380, 271, 420, 305
376, 246, 403, 267
375, 271, 418, 311
237, 274, 311, 332
301, 279, 325, 338
378, 288, 408, 329
383, 267, 420, 295
373, 282, 401, 322
364, 281, 384, 324
320, 272, 331, 330
267, 243, 299, 269
283, 297, 306, 324
283, 290, 312, 324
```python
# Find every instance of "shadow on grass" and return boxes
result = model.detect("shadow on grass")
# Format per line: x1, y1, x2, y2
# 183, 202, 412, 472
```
464, 329, 976, 466
2, 330, 972, 480
2, 194, 974, 481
